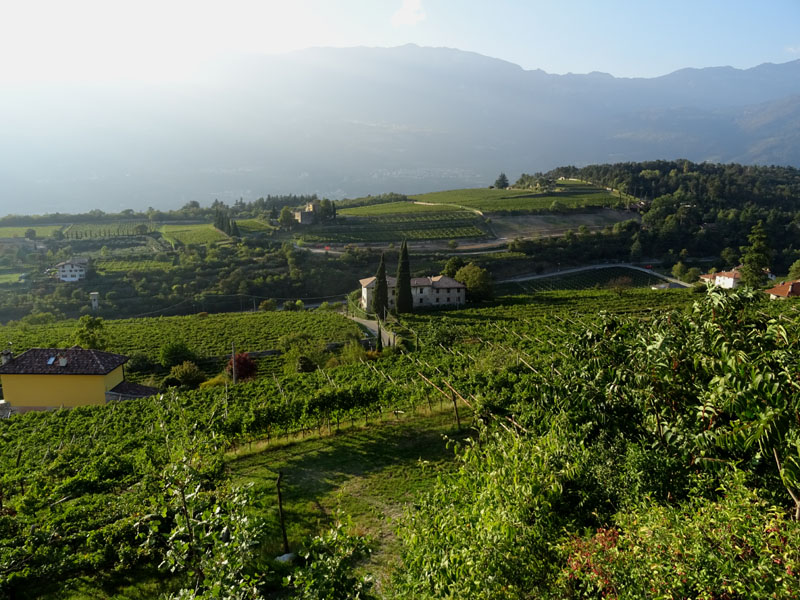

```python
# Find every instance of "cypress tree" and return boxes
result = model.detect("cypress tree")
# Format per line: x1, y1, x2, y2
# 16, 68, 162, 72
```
395, 239, 413, 313
371, 253, 389, 320
376, 323, 383, 352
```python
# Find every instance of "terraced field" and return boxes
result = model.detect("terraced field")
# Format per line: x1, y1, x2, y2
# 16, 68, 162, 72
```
236, 218, 276, 234
301, 212, 488, 243
496, 266, 669, 294
338, 202, 468, 216
0, 225, 64, 238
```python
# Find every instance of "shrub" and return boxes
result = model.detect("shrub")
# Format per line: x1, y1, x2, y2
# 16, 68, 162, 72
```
169, 361, 206, 389
159, 340, 195, 368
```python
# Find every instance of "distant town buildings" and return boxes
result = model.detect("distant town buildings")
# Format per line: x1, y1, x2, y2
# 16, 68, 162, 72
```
359, 275, 466, 311
698, 266, 775, 289
294, 201, 320, 225
764, 280, 800, 300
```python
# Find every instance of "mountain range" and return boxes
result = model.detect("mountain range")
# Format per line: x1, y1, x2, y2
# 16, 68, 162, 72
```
2, 44, 800, 214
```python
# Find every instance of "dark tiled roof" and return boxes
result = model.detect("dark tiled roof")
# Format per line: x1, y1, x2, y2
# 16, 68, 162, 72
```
109, 381, 159, 398
0, 347, 127, 375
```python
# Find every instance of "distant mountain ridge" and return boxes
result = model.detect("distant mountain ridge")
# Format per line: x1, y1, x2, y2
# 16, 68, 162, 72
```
1, 44, 799, 214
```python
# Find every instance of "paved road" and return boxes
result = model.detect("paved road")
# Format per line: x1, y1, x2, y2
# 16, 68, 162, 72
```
346, 315, 395, 347
498, 263, 690, 287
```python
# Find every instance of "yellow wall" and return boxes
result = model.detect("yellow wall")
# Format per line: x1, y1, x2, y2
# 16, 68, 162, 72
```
1, 366, 124, 408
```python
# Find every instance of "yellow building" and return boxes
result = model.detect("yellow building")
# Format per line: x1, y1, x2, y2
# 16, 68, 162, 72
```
0, 346, 157, 413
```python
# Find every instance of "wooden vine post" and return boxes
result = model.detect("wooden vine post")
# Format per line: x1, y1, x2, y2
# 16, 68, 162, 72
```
277, 471, 290, 554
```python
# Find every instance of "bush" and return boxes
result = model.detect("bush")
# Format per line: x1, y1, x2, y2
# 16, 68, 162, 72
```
169, 361, 206, 389
159, 340, 195, 368
225, 353, 257, 382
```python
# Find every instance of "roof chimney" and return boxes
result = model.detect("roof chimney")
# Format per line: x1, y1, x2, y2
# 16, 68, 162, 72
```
1, 348, 12, 365
58, 355, 68, 367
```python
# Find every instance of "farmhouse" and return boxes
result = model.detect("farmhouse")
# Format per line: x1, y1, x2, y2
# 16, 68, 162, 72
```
54, 257, 89, 282
699, 268, 741, 289
764, 280, 800, 300
698, 266, 775, 289
359, 275, 466, 310
0, 346, 157, 413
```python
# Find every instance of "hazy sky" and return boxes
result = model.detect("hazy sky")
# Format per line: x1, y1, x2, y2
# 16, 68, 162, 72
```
2, 0, 799, 83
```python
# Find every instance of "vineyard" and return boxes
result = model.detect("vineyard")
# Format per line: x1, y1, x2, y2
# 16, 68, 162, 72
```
338, 202, 468, 216
2, 287, 800, 598
496, 266, 672, 294
0, 310, 363, 361
410, 180, 619, 213
236, 218, 276, 234
94, 258, 175, 273
301, 213, 488, 243
160, 223, 229, 246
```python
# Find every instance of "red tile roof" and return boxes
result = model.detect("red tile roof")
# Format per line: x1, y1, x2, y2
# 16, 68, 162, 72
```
0, 347, 127, 375
765, 280, 800, 298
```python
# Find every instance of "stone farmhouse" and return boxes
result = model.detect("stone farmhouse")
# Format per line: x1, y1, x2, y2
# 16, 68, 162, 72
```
359, 275, 466, 311
293, 200, 320, 225
0, 346, 157, 413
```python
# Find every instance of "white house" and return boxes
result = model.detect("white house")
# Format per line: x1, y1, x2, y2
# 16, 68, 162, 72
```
359, 275, 466, 311
699, 266, 775, 289
54, 258, 88, 282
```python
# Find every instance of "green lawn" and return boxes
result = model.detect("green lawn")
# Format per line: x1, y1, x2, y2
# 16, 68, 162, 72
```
0, 272, 24, 284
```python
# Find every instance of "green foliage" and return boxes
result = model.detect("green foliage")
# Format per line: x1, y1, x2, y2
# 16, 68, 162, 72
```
160, 340, 196, 368
789, 258, 800, 280
454, 262, 493, 301
559, 475, 800, 599
441, 256, 466, 278
494, 172, 509, 189
739, 220, 772, 287
394, 240, 412, 314
73, 315, 108, 350
288, 521, 375, 600
169, 361, 207, 389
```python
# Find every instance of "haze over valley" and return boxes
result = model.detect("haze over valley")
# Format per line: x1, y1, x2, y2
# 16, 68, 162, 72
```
3, 44, 800, 215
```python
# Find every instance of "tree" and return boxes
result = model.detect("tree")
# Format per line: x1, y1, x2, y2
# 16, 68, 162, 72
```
720, 246, 739, 269
259, 299, 277, 311
24, 228, 36, 240
371, 253, 389, 319
279, 206, 295, 230
671, 261, 688, 280
442, 256, 466, 278
787, 259, 800, 280
739, 221, 771, 287
395, 240, 413, 314
226, 352, 257, 382
169, 361, 206, 389
73, 315, 107, 350
160, 340, 196, 368
494, 173, 509, 189
454, 263, 493, 301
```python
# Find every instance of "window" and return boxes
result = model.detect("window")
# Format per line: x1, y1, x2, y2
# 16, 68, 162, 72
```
436, 298, 439, 303
419, 298, 423, 304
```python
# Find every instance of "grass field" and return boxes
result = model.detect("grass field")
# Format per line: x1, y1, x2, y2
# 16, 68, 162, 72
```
0, 272, 24, 284
0, 225, 64, 238
229, 405, 471, 589
160, 223, 228, 246
339, 202, 467, 216
410, 180, 619, 213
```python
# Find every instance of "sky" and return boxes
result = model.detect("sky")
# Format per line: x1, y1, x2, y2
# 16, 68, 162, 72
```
2, 0, 799, 83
